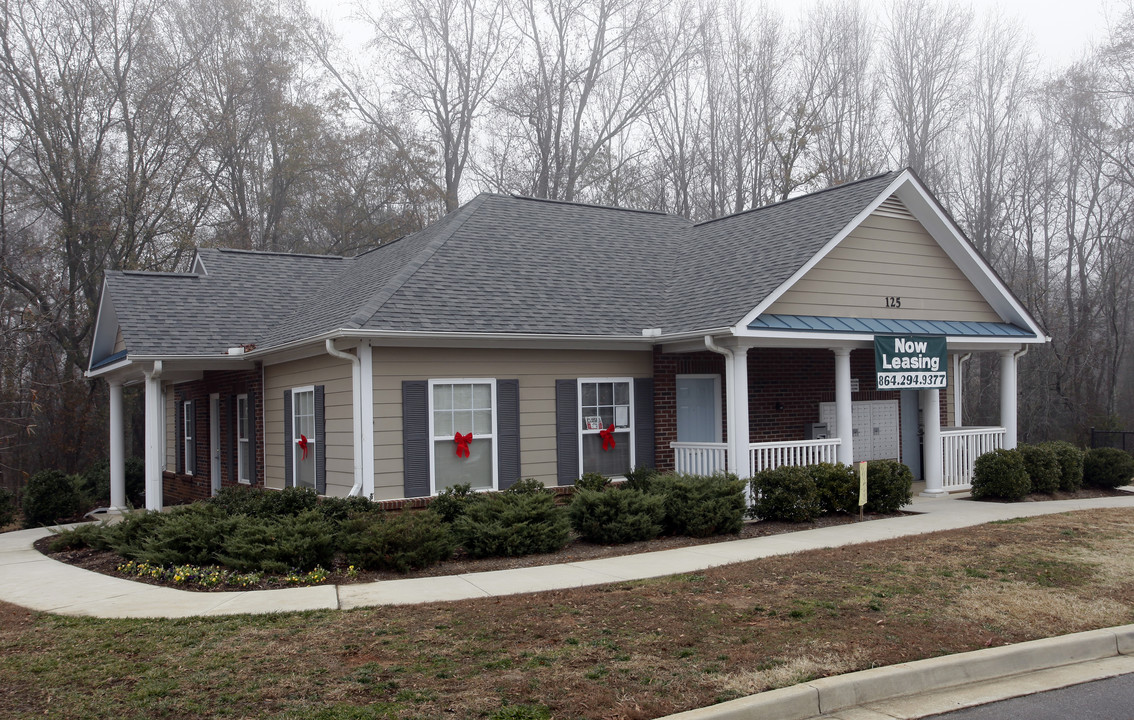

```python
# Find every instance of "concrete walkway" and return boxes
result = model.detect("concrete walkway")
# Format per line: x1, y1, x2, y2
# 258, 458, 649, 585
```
1, 491, 1132, 619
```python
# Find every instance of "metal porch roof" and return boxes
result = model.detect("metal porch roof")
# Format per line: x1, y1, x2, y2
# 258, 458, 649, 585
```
747, 314, 1035, 337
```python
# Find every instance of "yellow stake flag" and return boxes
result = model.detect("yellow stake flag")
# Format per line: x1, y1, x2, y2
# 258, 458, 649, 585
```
859, 461, 868, 507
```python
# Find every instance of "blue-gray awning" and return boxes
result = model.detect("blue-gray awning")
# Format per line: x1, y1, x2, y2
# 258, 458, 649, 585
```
89, 349, 128, 370
747, 314, 1035, 337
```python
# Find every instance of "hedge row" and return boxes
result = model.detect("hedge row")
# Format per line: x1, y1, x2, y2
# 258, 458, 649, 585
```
748, 460, 913, 522
972, 443, 1131, 500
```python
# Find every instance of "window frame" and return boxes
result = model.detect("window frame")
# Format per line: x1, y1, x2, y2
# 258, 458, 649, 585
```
182, 400, 195, 476
675, 373, 723, 443
576, 377, 635, 477
290, 385, 317, 490
427, 378, 498, 495
236, 393, 251, 484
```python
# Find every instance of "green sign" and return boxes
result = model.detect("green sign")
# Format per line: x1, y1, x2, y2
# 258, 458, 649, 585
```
874, 335, 947, 389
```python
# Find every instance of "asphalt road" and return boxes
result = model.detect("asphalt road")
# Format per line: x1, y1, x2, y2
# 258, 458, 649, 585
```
923, 673, 1134, 720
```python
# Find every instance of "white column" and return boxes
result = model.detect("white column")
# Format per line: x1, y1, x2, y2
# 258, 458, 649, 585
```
143, 366, 164, 511
921, 387, 945, 496
952, 354, 963, 428
1000, 349, 1018, 449
731, 346, 751, 479
108, 380, 126, 511
833, 347, 854, 466
720, 351, 738, 475
358, 340, 375, 499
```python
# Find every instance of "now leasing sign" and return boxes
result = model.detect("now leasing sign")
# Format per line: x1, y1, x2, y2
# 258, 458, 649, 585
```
875, 335, 947, 389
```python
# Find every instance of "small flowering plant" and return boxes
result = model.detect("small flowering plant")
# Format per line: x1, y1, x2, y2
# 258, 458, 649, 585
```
115, 560, 336, 590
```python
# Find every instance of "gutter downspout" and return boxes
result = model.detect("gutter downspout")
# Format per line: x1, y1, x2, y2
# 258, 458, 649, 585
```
326, 339, 364, 497
704, 336, 738, 475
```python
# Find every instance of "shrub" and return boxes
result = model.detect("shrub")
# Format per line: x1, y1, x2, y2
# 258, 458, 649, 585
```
808, 463, 858, 515
623, 466, 660, 493
317, 494, 381, 522
1018, 444, 1060, 494
1082, 447, 1134, 489
0, 487, 14, 528
209, 485, 320, 518
100, 509, 173, 558
47, 521, 108, 552
1044, 441, 1085, 492
568, 488, 664, 544
76, 457, 147, 509
864, 460, 914, 513
749, 466, 821, 522
133, 504, 238, 566
453, 492, 569, 558
971, 448, 1030, 500
215, 510, 336, 573
340, 510, 454, 573
21, 470, 83, 528
505, 478, 546, 495
657, 473, 745, 537
575, 472, 610, 492
430, 483, 483, 523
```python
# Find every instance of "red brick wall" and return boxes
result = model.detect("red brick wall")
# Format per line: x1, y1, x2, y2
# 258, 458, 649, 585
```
167, 367, 263, 505
654, 347, 949, 471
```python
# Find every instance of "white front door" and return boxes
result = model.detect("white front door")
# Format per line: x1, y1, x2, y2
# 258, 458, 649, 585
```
209, 393, 221, 496
677, 375, 722, 443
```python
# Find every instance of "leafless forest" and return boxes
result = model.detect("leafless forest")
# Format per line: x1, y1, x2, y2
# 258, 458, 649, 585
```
1, 0, 1132, 488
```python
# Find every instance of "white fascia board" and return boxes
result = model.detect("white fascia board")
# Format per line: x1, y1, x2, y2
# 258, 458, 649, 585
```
732, 172, 911, 333
84, 357, 134, 379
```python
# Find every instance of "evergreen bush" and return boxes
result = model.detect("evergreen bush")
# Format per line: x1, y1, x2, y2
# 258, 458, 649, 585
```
48, 521, 107, 552
453, 492, 569, 558
77, 458, 149, 509
1043, 441, 1084, 492
657, 473, 745, 537
215, 510, 336, 573
575, 472, 610, 492
808, 463, 858, 515
623, 465, 660, 492
429, 483, 483, 523
1018, 444, 1060, 494
134, 504, 238, 566
317, 494, 380, 522
0, 486, 14, 528
749, 466, 821, 522
864, 460, 914, 513
340, 510, 454, 573
1082, 447, 1134, 489
568, 487, 664, 544
21, 470, 83, 528
100, 509, 172, 558
971, 448, 1030, 500
505, 478, 546, 495
208, 485, 320, 518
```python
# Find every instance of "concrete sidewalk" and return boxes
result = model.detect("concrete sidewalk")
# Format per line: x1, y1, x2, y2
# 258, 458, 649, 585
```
1, 491, 1132, 619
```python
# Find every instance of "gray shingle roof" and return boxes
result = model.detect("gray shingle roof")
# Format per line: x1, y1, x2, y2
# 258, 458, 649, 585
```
98, 171, 920, 361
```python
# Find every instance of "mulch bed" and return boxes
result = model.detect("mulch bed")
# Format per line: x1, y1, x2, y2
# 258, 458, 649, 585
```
964, 486, 1132, 503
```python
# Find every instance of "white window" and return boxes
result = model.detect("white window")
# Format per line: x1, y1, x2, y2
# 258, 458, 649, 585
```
578, 378, 633, 476
183, 401, 195, 476
292, 386, 317, 490
429, 379, 496, 494
237, 394, 251, 484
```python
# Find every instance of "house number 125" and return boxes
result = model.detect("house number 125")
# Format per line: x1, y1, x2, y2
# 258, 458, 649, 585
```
884, 296, 901, 308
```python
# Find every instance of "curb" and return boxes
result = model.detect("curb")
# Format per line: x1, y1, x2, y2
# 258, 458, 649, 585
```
660, 624, 1134, 720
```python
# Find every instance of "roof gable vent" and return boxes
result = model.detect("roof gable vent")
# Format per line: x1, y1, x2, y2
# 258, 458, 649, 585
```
873, 195, 915, 221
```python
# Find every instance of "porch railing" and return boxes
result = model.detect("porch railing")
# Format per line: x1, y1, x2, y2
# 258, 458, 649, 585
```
940, 426, 1005, 490
670, 442, 728, 475
749, 438, 842, 474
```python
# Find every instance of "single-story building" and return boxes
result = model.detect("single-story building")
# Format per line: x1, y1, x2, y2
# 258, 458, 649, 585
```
87, 169, 1047, 511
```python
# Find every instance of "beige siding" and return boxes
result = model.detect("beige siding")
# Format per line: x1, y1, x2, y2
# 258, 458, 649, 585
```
371, 347, 652, 501
113, 326, 126, 353
767, 199, 1001, 322
264, 354, 354, 496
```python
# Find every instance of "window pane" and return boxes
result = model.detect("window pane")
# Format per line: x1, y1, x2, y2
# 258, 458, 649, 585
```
296, 448, 315, 489
434, 411, 453, 437
582, 383, 596, 405
598, 383, 613, 405
473, 409, 492, 435
582, 431, 631, 476
600, 408, 614, 426
238, 441, 250, 482
614, 382, 629, 405
473, 383, 490, 409
434, 384, 453, 410
434, 437, 493, 491
452, 409, 473, 434
238, 398, 248, 440
453, 383, 472, 409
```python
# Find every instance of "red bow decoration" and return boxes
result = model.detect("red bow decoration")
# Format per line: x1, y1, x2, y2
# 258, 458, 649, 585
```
454, 432, 472, 458
297, 434, 309, 461
599, 424, 616, 451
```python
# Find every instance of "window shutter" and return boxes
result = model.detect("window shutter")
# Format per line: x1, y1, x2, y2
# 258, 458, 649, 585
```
188, 399, 196, 476
226, 395, 236, 484
175, 397, 184, 475
402, 380, 430, 498
555, 379, 579, 485
283, 389, 293, 487
496, 379, 521, 490
634, 377, 655, 470
248, 390, 258, 485
314, 385, 326, 495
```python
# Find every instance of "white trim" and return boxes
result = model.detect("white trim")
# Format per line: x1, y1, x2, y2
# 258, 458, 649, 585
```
88, 277, 121, 372
676, 373, 723, 444
427, 378, 498, 495
191, 252, 208, 276
236, 393, 251, 484
576, 377, 635, 477
290, 385, 318, 491
183, 399, 196, 476
209, 393, 221, 496
358, 341, 375, 499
